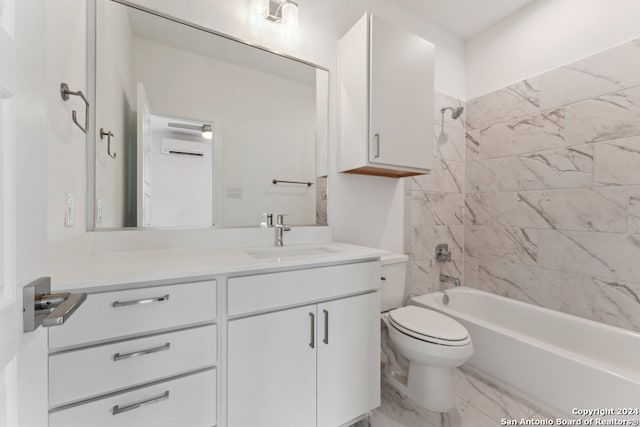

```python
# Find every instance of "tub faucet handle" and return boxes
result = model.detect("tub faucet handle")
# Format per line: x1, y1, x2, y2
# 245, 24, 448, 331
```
435, 244, 451, 262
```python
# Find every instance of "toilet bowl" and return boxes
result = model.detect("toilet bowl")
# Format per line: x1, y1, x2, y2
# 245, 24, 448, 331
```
380, 253, 473, 412
387, 305, 473, 412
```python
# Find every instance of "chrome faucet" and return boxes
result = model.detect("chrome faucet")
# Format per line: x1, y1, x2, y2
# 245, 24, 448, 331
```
440, 274, 460, 287
275, 214, 291, 247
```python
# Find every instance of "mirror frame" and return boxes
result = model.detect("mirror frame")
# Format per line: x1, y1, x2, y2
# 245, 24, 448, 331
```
86, 0, 330, 231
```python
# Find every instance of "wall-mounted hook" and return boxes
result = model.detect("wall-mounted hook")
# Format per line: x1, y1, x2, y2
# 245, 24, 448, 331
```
60, 83, 89, 134
100, 128, 117, 159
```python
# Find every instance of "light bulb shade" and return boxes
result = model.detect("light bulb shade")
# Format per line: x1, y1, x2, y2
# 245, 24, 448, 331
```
201, 124, 213, 140
253, 0, 269, 19
281, 1, 298, 28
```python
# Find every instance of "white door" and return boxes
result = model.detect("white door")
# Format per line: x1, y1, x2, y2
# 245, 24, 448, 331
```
369, 14, 434, 170
227, 305, 317, 427
317, 292, 381, 427
136, 83, 152, 227
0, 1, 49, 426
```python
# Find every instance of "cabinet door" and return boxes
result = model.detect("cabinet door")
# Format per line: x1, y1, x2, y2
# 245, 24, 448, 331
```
369, 15, 434, 170
317, 292, 380, 427
228, 305, 317, 427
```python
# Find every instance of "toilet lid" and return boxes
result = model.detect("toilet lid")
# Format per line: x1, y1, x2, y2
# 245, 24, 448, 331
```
389, 306, 469, 342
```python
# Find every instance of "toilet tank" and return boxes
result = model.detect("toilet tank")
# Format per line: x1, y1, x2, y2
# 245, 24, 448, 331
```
380, 253, 408, 312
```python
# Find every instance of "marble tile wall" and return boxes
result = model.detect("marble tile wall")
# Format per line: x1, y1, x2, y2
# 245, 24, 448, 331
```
464, 37, 640, 333
404, 92, 465, 298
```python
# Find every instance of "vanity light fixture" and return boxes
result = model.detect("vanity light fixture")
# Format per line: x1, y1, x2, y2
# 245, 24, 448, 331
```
255, 0, 299, 28
167, 122, 213, 140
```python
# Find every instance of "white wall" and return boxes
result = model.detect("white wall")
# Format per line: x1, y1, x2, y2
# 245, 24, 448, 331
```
46, 0, 87, 241
466, 0, 640, 99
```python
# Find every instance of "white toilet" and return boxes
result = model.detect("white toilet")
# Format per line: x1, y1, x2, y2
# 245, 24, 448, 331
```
380, 254, 474, 412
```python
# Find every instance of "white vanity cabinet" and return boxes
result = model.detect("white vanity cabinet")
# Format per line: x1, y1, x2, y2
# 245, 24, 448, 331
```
48, 280, 218, 427
339, 12, 435, 178
227, 261, 380, 427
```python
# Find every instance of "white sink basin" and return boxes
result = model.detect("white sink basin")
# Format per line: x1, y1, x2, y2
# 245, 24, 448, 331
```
245, 246, 338, 259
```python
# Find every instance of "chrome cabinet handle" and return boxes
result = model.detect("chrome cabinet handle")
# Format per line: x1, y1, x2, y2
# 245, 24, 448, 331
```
323, 309, 329, 345
112, 391, 169, 415
374, 133, 380, 158
309, 312, 315, 349
113, 342, 171, 362
112, 294, 169, 308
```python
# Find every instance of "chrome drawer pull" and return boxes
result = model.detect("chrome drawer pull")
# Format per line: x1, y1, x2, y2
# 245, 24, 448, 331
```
309, 312, 315, 349
112, 294, 170, 308
113, 342, 171, 362
112, 390, 169, 415
323, 309, 329, 345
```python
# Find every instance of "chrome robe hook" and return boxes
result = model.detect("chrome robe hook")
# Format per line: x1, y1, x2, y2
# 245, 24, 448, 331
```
100, 128, 117, 159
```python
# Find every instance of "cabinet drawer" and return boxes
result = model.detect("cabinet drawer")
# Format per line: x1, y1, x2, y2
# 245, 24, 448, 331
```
49, 369, 216, 427
228, 261, 379, 316
50, 324, 217, 407
49, 280, 216, 350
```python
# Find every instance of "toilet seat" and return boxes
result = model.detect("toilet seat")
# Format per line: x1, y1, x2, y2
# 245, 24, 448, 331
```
389, 306, 470, 347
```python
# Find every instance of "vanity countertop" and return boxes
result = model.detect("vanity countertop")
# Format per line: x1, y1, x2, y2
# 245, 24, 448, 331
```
51, 242, 389, 293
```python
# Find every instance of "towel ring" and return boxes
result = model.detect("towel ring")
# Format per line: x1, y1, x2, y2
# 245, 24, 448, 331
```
60, 83, 89, 134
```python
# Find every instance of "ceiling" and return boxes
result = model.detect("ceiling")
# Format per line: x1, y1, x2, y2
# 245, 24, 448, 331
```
395, 0, 537, 40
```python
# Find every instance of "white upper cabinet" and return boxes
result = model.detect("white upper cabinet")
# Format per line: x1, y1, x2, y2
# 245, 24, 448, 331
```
339, 13, 435, 178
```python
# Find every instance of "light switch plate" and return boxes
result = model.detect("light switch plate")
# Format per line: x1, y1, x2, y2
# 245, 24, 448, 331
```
64, 193, 75, 227
226, 187, 243, 199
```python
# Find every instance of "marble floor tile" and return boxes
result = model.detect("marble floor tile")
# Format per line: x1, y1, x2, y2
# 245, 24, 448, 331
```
593, 135, 640, 186
466, 79, 541, 131
452, 369, 534, 422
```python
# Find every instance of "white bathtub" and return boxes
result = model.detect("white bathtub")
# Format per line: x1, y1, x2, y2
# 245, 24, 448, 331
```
411, 287, 640, 418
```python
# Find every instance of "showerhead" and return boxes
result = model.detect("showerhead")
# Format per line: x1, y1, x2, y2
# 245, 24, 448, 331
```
441, 106, 464, 120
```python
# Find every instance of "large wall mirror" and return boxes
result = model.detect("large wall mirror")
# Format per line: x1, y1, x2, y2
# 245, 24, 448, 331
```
89, 0, 329, 230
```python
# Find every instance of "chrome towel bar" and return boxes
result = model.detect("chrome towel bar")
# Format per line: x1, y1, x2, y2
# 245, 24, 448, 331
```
272, 179, 313, 187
